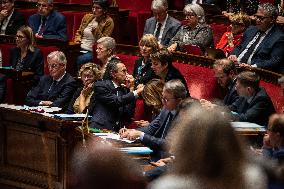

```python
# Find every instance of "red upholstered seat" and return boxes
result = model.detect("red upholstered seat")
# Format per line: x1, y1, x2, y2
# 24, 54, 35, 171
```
116, 0, 152, 44
169, 0, 184, 11
172, 62, 224, 100
0, 43, 15, 66
37, 45, 60, 74
61, 11, 76, 41
18, 9, 38, 24
53, 0, 69, 3
183, 44, 203, 56
260, 81, 284, 113
73, 12, 88, 41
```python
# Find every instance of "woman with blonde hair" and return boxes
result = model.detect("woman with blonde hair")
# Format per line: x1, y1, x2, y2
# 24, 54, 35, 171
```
133, 34, 159, 86
150, 106, 267, 189
66, 63, 101, 114
10, 25, 44, 83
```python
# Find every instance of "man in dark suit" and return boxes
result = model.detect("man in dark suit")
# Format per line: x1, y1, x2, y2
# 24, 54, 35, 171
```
28, 0, 67, 41
229, 3, 284, 74
25, 51, 77, 110
143, 0, 181, 46
229, 71, 275, 126
90, 58, 144, 132
0, 0, 25, 35
119, 79, 187, 161
200, 58, 240, 108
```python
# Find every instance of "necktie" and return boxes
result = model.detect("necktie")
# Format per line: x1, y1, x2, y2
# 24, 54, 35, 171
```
48, 80, 57, 94
239, 31, 263, 64
155, 23, 162, 39
38, 17, 46, 35
161, 112, 173, 138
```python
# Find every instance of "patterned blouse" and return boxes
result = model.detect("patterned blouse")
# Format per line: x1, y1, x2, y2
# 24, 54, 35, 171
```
169, 23, 214, 52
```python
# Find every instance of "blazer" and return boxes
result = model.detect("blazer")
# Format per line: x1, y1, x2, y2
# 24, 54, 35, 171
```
231, 25, 284, 73
229, 87, 275, 126
90, 79, 136, 132
133, 58, 158, 86
2, 11, 25, 35
223, 78, 239, 106
139, 108, 176, 161
28, 10, 67, 41
143, 16, 181, 46
9, 47, 44, 84
25, 73, 77, 110
74, 13, 114, 43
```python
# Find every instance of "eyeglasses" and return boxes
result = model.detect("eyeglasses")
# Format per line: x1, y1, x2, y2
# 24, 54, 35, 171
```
15, 35, 26, 40
96, 47, 107, 52
185, 13, 196, 19
254, 15, 271, 21
162, 97, 176, 103
36, 3, 49, 8
48, 63, 63, 69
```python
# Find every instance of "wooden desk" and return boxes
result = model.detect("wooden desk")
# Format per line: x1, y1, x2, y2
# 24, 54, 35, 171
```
0, 107, 81, 189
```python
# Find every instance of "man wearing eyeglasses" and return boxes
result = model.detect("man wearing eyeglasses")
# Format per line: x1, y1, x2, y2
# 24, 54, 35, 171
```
0, 0, 25, 35
119, 79, 187, 162
28, 0, 67, 41
228, 3, 284, 74
25, 51, 77, 110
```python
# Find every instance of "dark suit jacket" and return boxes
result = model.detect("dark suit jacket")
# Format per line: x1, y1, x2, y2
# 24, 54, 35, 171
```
223, 79, 239, 106
229, 87, 275, 126
2, 11, 25, 35
231, 25, 284, 73
28, 10, 67, 41
133, 58, 157, 86
139, 108, 175, 161
90, 79, 136, 132
143, 16, 181, 46
25, 73, 77, 110
10, 47, 44, 84
165, 66, 190, 97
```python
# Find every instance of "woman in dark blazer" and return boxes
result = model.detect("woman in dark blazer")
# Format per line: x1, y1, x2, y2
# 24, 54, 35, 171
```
10, 26, 44, 84
133, 34, 159, 86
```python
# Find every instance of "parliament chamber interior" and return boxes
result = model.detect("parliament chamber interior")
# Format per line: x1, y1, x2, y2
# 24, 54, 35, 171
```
0, 0, 284, 188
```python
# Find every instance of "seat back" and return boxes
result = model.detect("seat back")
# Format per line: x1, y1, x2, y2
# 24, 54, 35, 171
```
183, 44, 203, 56
61, 11, 76, 41
210, 23, 229, 46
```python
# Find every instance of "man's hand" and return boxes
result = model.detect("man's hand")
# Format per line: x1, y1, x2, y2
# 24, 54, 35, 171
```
150, 157, 173, 167
127, 130, 142, 140
228, 55, 238, 62
200, 99, 216, 109
125, 74, 135, 90
119, 127, 129, 138
134, 120, 149, 127
40, 101, 53, 106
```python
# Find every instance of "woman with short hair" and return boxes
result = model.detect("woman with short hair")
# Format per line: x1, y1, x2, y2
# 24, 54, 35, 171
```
66, 63, 101, 114
168, 4, 214, 53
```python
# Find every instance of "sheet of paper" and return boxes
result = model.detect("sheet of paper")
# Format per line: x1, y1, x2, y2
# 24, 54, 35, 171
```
119, 147, 153, 154
93, 133, 134, 143
231, 122, 265, 128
